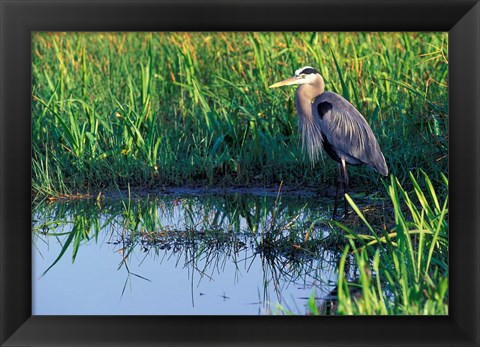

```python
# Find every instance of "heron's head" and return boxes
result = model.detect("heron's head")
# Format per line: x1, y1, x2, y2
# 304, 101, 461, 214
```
269, 66, 320, 88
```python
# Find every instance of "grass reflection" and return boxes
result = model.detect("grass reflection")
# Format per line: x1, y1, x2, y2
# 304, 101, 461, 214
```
33, 192, 342, 312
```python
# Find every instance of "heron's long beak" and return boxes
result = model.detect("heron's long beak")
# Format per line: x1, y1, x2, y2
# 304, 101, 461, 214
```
268, 76, 301, 88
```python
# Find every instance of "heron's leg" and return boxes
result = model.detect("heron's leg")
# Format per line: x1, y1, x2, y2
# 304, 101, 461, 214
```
341, 159, 349, 217
333, 163, 342, 219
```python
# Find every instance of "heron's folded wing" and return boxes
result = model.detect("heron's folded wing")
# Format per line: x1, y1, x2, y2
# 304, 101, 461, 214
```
315, 92, 388, 176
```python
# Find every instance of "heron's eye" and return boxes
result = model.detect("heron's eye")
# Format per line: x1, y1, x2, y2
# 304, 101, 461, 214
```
300, 74, 306, 78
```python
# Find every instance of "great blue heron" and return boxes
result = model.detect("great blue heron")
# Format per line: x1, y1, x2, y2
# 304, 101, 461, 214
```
269, 66, 388, 218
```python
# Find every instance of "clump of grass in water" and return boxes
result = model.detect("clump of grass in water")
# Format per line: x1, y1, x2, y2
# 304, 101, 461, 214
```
318, 170, 448, 315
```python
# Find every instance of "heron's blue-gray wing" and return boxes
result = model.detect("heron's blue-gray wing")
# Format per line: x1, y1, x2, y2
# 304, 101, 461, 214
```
315, 92, 388, 176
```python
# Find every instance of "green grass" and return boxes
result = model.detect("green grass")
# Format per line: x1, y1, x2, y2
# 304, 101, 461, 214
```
32, 32, 449, 315
324, 171, 448, 315
32, 32, 448, 197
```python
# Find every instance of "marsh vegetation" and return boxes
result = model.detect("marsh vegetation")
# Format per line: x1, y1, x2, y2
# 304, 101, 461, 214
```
32, 32, 448, 315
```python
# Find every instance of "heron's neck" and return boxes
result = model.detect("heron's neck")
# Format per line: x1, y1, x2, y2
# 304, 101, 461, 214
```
295, 75, 325, 118
296, 74, 325, 103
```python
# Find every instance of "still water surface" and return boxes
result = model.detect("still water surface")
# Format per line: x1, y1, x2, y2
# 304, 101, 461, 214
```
32, 189, 342, 315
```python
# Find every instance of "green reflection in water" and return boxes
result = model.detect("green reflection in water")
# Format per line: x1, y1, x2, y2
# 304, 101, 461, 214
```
33, 191, 351, 313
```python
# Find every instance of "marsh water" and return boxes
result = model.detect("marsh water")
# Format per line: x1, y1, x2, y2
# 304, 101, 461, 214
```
32, 188, 346, 315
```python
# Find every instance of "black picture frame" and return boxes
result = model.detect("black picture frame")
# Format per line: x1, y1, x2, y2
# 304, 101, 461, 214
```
1, 0, 479, 346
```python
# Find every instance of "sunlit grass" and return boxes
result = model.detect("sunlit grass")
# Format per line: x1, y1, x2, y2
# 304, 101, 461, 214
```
32, 32, 448, 197
32, 32, 448, 315
317, 171, 448, 315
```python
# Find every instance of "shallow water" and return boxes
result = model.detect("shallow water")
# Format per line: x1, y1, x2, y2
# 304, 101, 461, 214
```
32, 190, 343, 315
